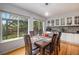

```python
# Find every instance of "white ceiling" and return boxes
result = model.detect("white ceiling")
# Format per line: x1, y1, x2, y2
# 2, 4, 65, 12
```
13, 3, 79, 18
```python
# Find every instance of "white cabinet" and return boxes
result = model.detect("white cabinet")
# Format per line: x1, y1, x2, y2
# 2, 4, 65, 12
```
61, 33, 79, 45
51, 20, 54, 26
47, 16, 79, 27
61, 18, 65, 26
74, 16, 79, 25
66, 17, 72, 26
55, 19, 60, 26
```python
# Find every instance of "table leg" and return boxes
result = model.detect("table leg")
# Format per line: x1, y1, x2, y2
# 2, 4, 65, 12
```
40, 48, 45, 55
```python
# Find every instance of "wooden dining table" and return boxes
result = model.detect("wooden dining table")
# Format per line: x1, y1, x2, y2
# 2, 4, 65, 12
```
31, 36, 51, 55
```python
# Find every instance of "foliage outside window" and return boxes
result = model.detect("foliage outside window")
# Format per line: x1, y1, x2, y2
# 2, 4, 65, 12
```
2, 12, 28, 40
19, 20, 28, 37
33, 21, 43, 35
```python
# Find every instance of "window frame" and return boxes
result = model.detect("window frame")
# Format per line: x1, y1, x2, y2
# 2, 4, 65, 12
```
33, 20, 43, 35
0, 11, 28, 42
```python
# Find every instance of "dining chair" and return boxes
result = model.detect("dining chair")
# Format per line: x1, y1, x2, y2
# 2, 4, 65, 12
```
45, 33, 58, 55
24, 35, 39, 55
29, 31, 35, 37
53, 32, 61, 55
56, 32, 61, 51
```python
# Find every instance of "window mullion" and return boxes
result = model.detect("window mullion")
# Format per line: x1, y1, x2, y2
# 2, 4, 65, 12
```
0, 12, 2, 41
17, 19, 19, 37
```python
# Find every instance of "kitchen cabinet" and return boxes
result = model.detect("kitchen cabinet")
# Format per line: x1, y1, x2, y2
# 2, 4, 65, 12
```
61, 18, 65, 26
51, 20, 54, 26
47, 16, 79, 27
66, 17, 72, 26
61, 33, 79, 45
55, 19, 59, 26
74, 16, 79, 25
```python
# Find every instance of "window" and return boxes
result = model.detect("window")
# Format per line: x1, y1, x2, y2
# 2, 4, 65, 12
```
2, 13, 18, 40
1, 12, 28, 40
19, 20, 28, 37
2, 19, 17, 40
33, 21, 43, 35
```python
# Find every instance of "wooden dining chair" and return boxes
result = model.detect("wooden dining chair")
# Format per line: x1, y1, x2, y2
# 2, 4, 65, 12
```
45, 34, 58, 55
29, 31, 35, 37
24, 35, 39, 55
56, 32, 61, 51
53, 32, 61, 55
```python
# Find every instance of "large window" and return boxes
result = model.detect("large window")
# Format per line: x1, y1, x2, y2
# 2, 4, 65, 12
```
33, 21, 43, 35
2, 19, 17, 40
19, 20, 28, 37
1, 12, 28, 40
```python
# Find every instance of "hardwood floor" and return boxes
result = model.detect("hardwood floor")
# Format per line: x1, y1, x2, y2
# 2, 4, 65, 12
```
6, 42, 79, 55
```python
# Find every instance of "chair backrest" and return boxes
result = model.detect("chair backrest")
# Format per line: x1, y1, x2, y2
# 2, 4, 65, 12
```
24, 35, 32, 55
30, 31, 35, 36
51, 34, 58, 49
57, 32, 61, 45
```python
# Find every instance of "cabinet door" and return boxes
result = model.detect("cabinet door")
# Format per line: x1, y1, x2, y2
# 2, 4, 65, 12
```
47, 20, 51, 26
51, 20, 54, 26
66, 17, 72, 25
74, 16, 79, 25
55, 19, 59, 26
61, 18, 65, 26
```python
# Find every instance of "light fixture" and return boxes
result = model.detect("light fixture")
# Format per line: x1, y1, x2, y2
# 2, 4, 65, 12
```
45, 12, 49, 16
45, 3, 49, 6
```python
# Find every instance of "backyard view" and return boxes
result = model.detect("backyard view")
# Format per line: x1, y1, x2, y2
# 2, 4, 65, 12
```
2, 12, 28, 40
2, 12, 43, 40
33, 21, 43, 35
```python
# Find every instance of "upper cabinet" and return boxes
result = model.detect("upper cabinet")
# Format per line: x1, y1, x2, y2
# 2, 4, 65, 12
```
47, 15, 79, 27
74, 16, 79, 25
61, 18, 65, 26
66, 17, 72, 26
55, 19, 59, 26
51, 20, 54, 26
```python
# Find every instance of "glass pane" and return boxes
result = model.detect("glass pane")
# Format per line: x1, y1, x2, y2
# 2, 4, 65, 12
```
56, 19, 59, 25
74, 16, 79, 25
2, 19, 17, 40
33, 21, 39, 35
33, 21, 43, 35
7, 20, 17, 39
67, 17, 72, 25
51, 20, 54, 26
19, 20, 28, 37
2, 13, 10, 19
2, 20, 7, 40
39, 21, 43, 35
61, 18, 65, 25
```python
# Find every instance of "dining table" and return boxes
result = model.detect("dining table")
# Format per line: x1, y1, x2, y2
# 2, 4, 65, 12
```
31, 35, 51, 55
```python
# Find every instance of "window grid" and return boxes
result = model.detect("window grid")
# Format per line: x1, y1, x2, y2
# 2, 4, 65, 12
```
1, 12, 28, 40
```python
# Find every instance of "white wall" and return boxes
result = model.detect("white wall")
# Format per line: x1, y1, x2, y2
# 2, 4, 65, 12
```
0, 3, 45, 54
0, 38, 24, 54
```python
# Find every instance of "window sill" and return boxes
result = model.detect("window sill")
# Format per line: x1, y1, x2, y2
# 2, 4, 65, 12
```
0, 37, 24, 43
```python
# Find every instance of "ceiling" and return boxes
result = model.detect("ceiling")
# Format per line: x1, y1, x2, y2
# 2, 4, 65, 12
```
13, 3, 79, 18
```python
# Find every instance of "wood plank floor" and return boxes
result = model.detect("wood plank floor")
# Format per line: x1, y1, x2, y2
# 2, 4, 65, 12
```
6, 42, 79, 55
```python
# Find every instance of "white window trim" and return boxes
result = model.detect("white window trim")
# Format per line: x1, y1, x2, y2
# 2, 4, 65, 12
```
0, 37, 24, 43
0, 12, 28, 42
0, 12, 2, 42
